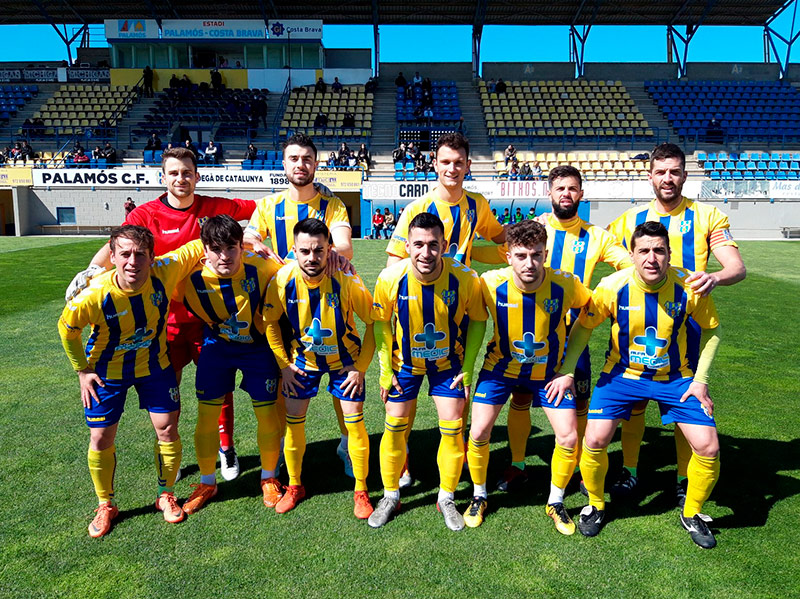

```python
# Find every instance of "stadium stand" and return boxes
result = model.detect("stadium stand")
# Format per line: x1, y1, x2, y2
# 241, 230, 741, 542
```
648, 80, 800, 142
28, 84, 132, 138
278, 85, 373, 143
493, 150, 651, 180
481, 79, 653, 148
698, 150, 800, 180
0, 85, 38, 124
396, 80, 462, 124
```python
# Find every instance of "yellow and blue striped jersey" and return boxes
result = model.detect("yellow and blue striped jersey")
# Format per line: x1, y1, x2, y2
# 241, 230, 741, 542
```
245, 189, 350, 259
607, 197, 737, 272
58, 240, 205, 379
263, 263, 373, 371
480, 267, 592, 380
386, 190, 504, 266
372, 257, 487, 375
177, 252, 281, 344
578, 266, 720, 381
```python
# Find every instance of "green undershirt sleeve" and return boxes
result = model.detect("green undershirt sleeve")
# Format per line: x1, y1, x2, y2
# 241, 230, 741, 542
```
693, 326, 721, 385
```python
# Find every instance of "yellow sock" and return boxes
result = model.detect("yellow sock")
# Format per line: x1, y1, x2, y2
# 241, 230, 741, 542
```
275, 393, 287, 436
683, 452, 720, 518
437, 418, 464, 494
195, 401, 223, 476
332, 395, 348, 437
284, 414, 306, 486
467, 436, 490, 487
380, 416, 408, 492
622, 407, 646, 471
155, 438, 182, 494
253, 403, 280, 473
88, 445, 116, 504
507, 397, 532, 464
674, 425, 692, 479
575, 404, 589, 466
344, 411, 369, 492
551, 443, 578, 490
404, 400, 417, 445
580, 440, 608, 510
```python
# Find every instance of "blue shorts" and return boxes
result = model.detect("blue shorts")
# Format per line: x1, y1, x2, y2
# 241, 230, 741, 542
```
84, 367, 180, 428
387, 367, 464, 403
588, 373, 715, 427
290, 367, 365, 402
573, 346, 592, 402
473, 370, 576, 409
196, 338, 279, 406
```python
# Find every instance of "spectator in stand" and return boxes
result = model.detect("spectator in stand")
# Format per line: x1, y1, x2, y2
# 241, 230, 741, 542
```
145, 133, 162, 151
184, 139, 199, 160
395, 72, 407, 88
504, 143, 517, 166
169, 74, 180, 88
327, 152, 338, 169
519, 161, 533, 180
218, 56, 229, 68
405, 142, 420, 161
203, 140, 219, 165
314, 112, 328, 128
19, 141, 35, 166
421, 77, 433, 94
383, 208, 395, 239
165, 142, 174, 151
357, 143, 372, 169
315, 77, 327, 94
531, 160, 543, 179
337, 142, 350, 163
0, 148, 6, 166
22, 118, 33, 135
73, 148, 90, 166
210, 69, 223, 92
422, 107, 434, 125
101, 142, 117, 166
336, 151, 349, 171
425, 150, 435, 172
235, 61, 242, 68
92, 145, 103, 160
253, 95, 268, 128
392, 143, 406, 163
526, 207, 536, 220
32, 117, 46, 136
496, 78, 507, 94
124, 197, 136, 216
365, 76, 377, 93
372, 209, 384, 239
142, 66, 154, 98
412, 72, 423, 87
347, 150, 358, 170
487, 78, 497, 93
508, 161, 520, 180
414, 151, 427, 173
181, 74, 192, 88
332, 77, 343, 93
245, 143, 258, 161
421, 89, 433, 109
514, 207, 524, 223
343, 111, 356, 128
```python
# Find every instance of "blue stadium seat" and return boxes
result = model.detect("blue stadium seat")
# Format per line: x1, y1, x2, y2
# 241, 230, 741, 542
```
143, 150, 154, 164
710, 171, 721, 180
394, 172, 403, 181
394, 161, 403, 171
427, 172, 437, 180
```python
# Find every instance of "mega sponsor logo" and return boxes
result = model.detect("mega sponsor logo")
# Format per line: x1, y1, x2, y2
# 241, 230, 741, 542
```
511, 332, 547, 364
302, 318, 336, 354
411, 322, 448, 360
629, 326, 669, 369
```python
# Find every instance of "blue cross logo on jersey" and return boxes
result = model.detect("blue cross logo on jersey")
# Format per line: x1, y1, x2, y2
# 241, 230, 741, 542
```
240, 278, 257, 294
222, 313, 247, 334
303, 317, 335, 354
633, 326, 668, 357
512, 332, 546, 359
543, 298, 560, 314
414, 322, 446, 350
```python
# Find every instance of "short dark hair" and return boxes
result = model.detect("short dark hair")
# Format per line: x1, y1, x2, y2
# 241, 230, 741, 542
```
161, 147, 197, 171
408, 212, 445, 237
109, 225, 154, 256
435, 132, 470, 159
284, 133, 317, 159
630, 221, 670, 250
294, 217, 330, 240
649, 143, 685, 171
507, 220, 547, 249
200, 215, 243, 248
548, 164, 582, 188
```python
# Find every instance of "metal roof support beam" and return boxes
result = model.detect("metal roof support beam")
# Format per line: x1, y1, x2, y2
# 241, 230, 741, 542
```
667, 0, 717, 78
372, 0, 380, 76
141, 0, 163, 28
764, 0, 799, 79
472, 0, 488, 79
569, 0, 602, 78
30, 0, 87, 64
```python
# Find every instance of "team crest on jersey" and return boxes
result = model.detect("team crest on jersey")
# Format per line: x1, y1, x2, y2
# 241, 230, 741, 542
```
197, 216, 209, 228
543, 298, 560, 314
326, 293, 340, 309
169, 387, 180, 403
572, 240, 586, 253
151, 291, 164, 306
441, 289, 456, 306
265, 378, 277, 394
240, 278, 257, 294
664, 301, 683, 319
466, 209, 477, 223
679, 219, 693, 234
576, 380, 590, 394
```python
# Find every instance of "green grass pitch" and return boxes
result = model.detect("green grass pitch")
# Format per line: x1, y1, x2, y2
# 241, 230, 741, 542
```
1, 237, 798, 599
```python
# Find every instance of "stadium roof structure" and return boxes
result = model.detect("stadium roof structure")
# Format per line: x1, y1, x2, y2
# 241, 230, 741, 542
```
5, 0, 800, 77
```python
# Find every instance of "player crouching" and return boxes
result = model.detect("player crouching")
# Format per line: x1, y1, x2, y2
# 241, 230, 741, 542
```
58, 226, 206, 537
463, 220, 592, 532
264, 218, 375, 518
177, 215, 284, 513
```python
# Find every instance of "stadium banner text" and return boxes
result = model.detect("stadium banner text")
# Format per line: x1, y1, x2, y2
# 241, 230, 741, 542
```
267, 20, 323, 40
104, 19, 160, 40
0, 68, 108, 83
31, 168, 362, 192
161, 20, 266, 40
0, 168, 33, 186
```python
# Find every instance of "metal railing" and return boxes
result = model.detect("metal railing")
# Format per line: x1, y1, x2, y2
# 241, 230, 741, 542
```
270, 79, 293, 147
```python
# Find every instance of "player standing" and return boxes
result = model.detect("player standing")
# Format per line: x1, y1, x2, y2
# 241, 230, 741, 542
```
263, 218, 375, 518
176, 216, 284, 513
244, 133, 356, 475
605, 143, 744, 503
58, 226, 205, 537
560, 222, 723, 548
462, 220, 591, 532
65, 147, 258, 481
369, 213, 487, 531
